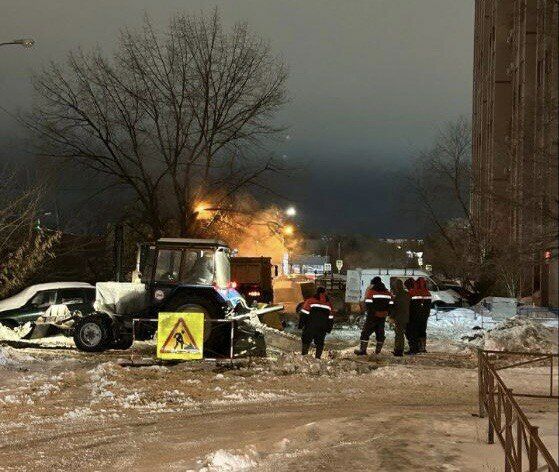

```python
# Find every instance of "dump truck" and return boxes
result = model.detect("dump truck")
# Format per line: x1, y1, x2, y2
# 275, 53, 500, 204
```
230, 256, 276, 305
71, 238, 297, 357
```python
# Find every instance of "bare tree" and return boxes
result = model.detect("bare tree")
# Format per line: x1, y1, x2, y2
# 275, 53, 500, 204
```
25, 10, 288, 238
0, 167, 61, 298
406, 117, 478, 261
408, 116, 555, 297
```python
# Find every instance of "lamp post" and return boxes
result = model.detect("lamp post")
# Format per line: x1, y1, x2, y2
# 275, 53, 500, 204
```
285, 206, 297, 217
0, 38, 35, 48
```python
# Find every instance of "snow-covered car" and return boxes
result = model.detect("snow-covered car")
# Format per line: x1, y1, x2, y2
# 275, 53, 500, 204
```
437, 282, 478, 306
0, 282, 96, 328
473, 297, 520, 320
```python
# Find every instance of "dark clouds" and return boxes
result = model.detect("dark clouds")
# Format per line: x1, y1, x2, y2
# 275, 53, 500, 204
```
0, 0, 474, 236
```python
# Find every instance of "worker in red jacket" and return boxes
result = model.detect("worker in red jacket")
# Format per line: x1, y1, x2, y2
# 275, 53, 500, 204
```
354, 276, 393, 355
298, 287, 334, 359
407, 277, 432, 354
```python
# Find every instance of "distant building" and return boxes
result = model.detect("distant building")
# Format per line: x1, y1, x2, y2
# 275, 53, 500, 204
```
472, 0, 558, 306
290, 254, 330, 276
381, 238, 424, 245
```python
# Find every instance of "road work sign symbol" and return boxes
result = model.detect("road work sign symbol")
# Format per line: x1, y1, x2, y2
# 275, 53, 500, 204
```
157, 312, 204, 360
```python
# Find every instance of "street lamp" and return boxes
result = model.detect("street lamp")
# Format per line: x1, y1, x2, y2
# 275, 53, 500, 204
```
0, 38, 35, 48
285, 206, 297, 217
282, 225, 295, 236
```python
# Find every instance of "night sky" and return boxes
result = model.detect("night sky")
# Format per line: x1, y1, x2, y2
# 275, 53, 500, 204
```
1, 0, 474, 237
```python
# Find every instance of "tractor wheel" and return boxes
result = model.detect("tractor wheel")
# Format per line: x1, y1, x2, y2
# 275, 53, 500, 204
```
73, 314, 113, 352
165, 298, 229, 357
169, 300, 215, 342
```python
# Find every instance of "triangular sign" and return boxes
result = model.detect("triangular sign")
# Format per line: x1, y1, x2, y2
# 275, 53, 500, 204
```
159, 317, 200, 353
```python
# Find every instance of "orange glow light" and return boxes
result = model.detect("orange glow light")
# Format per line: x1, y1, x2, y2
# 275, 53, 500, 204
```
283, 225, 295, 236
195, 202, 212, 220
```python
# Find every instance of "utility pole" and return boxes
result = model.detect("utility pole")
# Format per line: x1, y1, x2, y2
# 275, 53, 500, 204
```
114, 223, 124, 282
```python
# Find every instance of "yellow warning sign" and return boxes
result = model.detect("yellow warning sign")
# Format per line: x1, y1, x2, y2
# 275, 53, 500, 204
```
157, 312, 204, 360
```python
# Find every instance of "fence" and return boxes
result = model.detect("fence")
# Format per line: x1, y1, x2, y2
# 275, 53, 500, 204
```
477, 349, 558, 472
315, 275, 346, 292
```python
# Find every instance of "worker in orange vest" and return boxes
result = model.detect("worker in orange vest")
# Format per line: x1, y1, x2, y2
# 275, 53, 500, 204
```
354, 277, 393, 355
298, 287, 334, 359
406, 277, 432, 354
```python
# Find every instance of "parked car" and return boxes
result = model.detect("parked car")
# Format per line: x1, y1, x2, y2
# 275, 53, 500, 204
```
0, 282, 96, 328
345, 268, 462, 307
436, 281, 478, 306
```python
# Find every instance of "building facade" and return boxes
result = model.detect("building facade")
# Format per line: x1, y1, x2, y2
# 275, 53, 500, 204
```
472, 0, 558, 306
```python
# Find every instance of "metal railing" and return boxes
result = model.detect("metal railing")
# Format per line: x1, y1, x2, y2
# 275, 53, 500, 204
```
477, 349, 558, 471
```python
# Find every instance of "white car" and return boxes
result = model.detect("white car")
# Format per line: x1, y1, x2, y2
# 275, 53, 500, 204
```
345, 268, 461, 306
0, 282, 95, 328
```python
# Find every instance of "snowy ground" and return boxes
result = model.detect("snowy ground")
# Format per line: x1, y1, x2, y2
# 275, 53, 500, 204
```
0, 311, 557, 471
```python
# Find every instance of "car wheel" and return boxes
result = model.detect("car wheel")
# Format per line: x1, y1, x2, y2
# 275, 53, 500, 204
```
73, 314, 113, 352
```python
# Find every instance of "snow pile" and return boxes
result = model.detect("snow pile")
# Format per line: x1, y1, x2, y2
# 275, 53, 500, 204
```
0, 324, 21, 341
266, 352, 376, 377
428, 308, 495, 340
0, 322, 74, 347
463, 317, 557, 352
199, 449, 258, 471
88, 362, 119, 401
0, 345, 35, 367
63, 407, 94, 420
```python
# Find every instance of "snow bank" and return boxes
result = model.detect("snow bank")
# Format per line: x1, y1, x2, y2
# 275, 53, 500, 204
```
0, 322, 74, 347
0, 345, 35, 367
200, 449, 257, 471
0, 324, 21, 341
428, 308, 495, 340
265, 352, 377, 377
462, 317, 557, 352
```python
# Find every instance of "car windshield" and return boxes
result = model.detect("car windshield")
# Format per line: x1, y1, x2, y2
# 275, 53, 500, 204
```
154, 248, 215, 285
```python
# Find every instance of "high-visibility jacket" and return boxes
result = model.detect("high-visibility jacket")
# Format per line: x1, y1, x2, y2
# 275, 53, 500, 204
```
300, 295, 334, 332
364, 287, 393, 317
408, 279, 432, 317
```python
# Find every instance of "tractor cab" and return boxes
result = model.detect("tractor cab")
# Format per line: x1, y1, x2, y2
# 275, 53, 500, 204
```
136, 238, 240, 306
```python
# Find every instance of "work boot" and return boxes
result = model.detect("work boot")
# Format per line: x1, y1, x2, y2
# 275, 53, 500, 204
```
419, 338, 427, 353
393, 350, 403, 357
375, 342, 384, 354
301, 343, 310, 356
354, 341, 368, 356
405, 342, 418, 355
